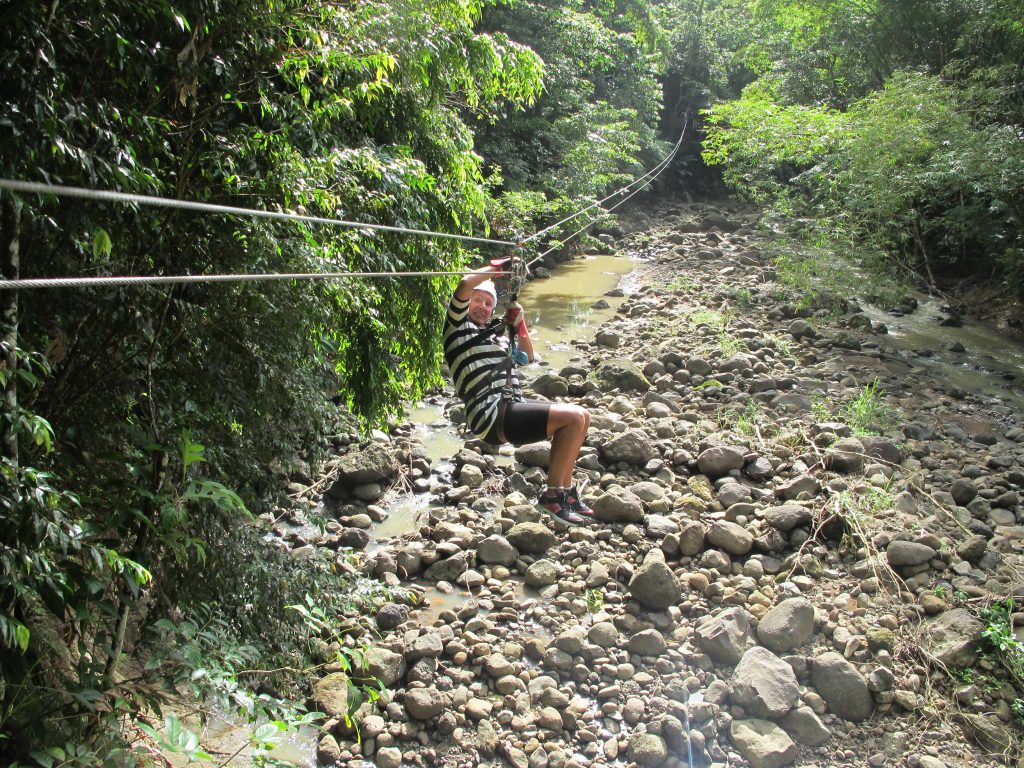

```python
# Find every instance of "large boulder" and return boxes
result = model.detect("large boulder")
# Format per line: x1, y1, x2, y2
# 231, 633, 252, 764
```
359, 647, 405, 688
762, 504, 813, 532
588, 358, 651, 393
334, 443, 396, 484
696, 445, 746, 478
592, 487, 646, 523
627, 549, 681, 610
310, 672, 354, 719
706, 520, 754, 555
601, 429, 657, 465
886, 540, 937, 568
825, 437, 866, 474
476, 534, 518, 566
404, 687, 446, 719
810, 652, 874, 722
756, 597, 815, 653
730, 719, 798, 768
731, 647, 800, 718
693, 606, 753, 665
859, 435, 904, 466
424, 552, 469, 582
921, 607, 985, 668
628, 732, 668, 767
506, 522, 557, 554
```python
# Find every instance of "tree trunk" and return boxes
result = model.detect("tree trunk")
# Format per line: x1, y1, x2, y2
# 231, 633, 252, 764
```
1, 195, 21, 466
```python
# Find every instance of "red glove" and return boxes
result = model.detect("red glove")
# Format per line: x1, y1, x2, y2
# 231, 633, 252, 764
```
505, 302, 528, 337
505, 302, 521, 325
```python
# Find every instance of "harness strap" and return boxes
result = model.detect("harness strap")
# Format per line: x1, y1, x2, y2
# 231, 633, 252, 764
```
493, 244, 529, 440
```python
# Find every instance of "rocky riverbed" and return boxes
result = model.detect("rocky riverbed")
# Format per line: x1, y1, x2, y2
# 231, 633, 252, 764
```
280, 200, 1024, 768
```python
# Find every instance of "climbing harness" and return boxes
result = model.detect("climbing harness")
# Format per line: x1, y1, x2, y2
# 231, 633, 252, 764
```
488, 242, 530, 443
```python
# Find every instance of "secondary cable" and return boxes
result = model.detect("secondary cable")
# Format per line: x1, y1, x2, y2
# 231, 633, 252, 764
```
524, 117, 688, 247
527, 119, 688, 265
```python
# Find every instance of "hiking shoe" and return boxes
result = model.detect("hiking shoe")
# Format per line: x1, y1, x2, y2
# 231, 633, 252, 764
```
536, 490, 586, 527
564, 485, 593, 517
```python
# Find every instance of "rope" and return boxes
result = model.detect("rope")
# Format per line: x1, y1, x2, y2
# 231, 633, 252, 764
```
0, 179, 516, 248
528, 120, 687, 265
0, 270, 505, 291
523, 119, 688, 246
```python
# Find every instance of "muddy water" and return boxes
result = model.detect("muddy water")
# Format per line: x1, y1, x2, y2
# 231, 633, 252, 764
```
520, 251, 639, 371
862, 290, 1024, 415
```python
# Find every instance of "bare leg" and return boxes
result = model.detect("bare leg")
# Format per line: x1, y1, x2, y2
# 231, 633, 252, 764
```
545, 403, 590, 489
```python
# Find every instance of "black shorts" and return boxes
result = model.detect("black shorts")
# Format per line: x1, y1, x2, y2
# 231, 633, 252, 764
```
484, 399, 551, 446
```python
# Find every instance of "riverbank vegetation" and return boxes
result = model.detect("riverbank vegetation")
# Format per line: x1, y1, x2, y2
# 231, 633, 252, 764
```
698, 0, 1024, 302
1, 0, 1022, 763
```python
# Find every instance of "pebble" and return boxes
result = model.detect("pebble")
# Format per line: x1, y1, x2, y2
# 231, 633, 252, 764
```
291, 210, 1024, 768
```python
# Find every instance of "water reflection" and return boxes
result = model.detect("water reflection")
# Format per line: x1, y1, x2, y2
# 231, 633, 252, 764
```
406, 402, 463, 464
367, 493, 431, 550
862, 290, 1024, 412
520, 253, 637, 371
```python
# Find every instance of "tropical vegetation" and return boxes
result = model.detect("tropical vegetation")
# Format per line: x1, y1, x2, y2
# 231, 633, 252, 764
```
1, 0, 1021, 763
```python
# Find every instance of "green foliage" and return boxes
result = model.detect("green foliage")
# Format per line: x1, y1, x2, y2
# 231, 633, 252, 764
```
287, 594, 385, 737
1, 0, 548, 496
668, 273, 699, 292
842, 379, 896, 436
766, 333, 792, 357
834, 484, 895, 547
136, 716, 211, 764
812, 378, 898, 436
717, 332, 746, 356
948, 665, 975, 684
702, 83, 846, 203
690, 309, 726, 330
476, 0, 667, 238
934, 585, 969, 605
980, 599, 1024, 689
144, 605, 324, 764
731, 287, 753, 308
683, 307, 748, 357
824, 72, 1024, 294
0, 386, 260, 762
719, 400, 771, 439
698, 2, 1024, 296
14, 741, 133, 768
0, 0, 546, 759
979, 598, 1024, 726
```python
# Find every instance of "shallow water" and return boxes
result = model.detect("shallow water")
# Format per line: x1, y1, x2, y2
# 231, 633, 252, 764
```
519, 251, 639, 371
405, 403, 462, 464
163, 704, 318, 767
862, 289, 1024, 414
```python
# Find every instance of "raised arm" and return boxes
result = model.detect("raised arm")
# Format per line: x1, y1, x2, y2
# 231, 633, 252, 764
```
453, 258, 507, 301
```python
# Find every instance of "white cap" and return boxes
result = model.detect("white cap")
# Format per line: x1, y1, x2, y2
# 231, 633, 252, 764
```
473, 280, 497, 301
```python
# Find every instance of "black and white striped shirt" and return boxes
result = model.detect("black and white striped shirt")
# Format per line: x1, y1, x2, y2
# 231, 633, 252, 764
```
442, 294, 521, 439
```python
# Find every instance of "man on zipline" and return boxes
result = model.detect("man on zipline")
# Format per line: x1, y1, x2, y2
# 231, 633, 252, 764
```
443, 258, 592, 527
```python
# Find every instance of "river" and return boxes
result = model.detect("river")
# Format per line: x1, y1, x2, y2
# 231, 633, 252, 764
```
177, 242, 1024, 766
